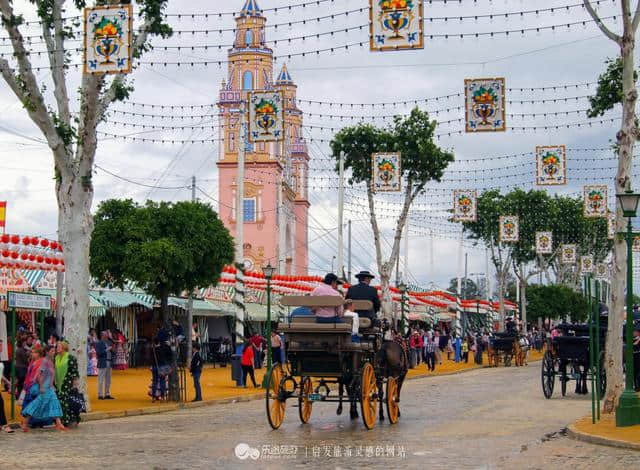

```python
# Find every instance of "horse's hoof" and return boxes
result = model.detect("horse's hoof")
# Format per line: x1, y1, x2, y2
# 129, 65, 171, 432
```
336, 406, 343, 416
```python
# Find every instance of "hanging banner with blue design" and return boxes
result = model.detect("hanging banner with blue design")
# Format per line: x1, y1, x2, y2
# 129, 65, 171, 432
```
465, 78, 506, 132
248, 91, 284, 142
84, 4, 132, 75
369, 0, 424, 52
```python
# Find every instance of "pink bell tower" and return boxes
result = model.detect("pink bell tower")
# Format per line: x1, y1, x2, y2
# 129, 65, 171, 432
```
216, 0, 310, 275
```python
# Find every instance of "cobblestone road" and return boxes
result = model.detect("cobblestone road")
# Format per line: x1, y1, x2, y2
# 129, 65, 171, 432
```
1, 364, 637, 469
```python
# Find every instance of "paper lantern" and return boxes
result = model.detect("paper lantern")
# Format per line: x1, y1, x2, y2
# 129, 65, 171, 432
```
1, 234, 8, 243
10, 251, 18, 259
30, 236, 39, 245
20, 253, 28, 261
50, 241, 58, 250
36, 255, 44, 263
40, 239, 49, 248
1, 250, 8, 258
10, 235, 19, 244
28, 254, 35, 261
22, 236, 30, 245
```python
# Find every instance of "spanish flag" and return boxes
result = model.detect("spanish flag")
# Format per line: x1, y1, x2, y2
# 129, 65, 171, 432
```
0, 201, 6, 232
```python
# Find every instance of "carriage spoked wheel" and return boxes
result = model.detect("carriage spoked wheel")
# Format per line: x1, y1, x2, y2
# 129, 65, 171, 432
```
360, 362, 378, 430
386, 377, 400, 425
298, 377, 313, 424
266, 363, 287, 430
541, 350, 555, 399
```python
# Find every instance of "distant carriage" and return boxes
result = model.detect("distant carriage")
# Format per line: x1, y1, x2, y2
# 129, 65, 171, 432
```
487, 332, 523, 367
265, 296, 407, 430
541, 323, 606, 399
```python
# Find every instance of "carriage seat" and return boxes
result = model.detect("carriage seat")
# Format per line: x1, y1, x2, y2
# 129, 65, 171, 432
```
283, 315, 372, 331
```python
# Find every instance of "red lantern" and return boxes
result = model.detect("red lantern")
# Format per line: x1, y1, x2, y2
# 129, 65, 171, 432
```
10, 235, 19, 244
29, 254, 35, 261
52, 259, 59, 265
45, 257, 52, 264
1, 234, 8, 244
50, 241, 58, 250
36, 255, 44, 263
22, 236, 30, 245
1, 250, 7, 258
20, 253, 28, 261
30, 236, 38, 245
40, 239, 49, 248
10, 251, 19, 259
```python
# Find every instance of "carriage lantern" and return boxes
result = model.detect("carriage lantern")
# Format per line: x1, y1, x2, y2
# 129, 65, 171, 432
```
614, 189, 640, 427
262, 263, 276, 388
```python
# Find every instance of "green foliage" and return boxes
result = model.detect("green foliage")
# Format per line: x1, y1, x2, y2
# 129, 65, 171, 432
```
90, 199, 234, 303
527, 284, 589, 323
587, 58, 637, 118
329, 108, 454, 192
463, 190, 611, 263
447, 277, 479, 299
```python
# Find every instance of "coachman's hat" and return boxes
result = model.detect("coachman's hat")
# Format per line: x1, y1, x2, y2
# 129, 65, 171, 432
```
323, 273, 343, 285
355, 270, 375, 280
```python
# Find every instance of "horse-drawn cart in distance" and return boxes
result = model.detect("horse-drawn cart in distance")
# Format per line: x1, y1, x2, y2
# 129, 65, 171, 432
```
265, 295, 407, 430
487, 332, 527, 367
541, 323, 606, 399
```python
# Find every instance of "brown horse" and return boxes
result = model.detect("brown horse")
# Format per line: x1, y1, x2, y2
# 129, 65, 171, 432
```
375, 339, 408, 422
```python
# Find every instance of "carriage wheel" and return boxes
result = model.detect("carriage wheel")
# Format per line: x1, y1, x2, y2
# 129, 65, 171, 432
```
360, 362, 378, 430
298, 377, 313, 424
386, 377, 400, 425
541, 350, 555, 399
266, 364, 286, 430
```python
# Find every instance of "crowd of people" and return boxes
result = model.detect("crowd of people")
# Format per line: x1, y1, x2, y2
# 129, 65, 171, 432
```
0, 331, 85, 434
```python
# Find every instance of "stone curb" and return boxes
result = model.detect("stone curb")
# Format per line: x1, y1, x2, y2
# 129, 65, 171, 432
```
566, 423, 640, 451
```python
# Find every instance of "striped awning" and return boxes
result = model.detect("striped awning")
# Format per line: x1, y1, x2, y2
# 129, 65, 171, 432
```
165, 297, 225, 317
35, 288, 107, 318
22, 270, 45, 289
92, 290, 153, 310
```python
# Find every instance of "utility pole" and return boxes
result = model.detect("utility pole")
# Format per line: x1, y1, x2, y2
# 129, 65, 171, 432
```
337, 151, 344, 278
463, 253, 468, 300
186, 176, 196, 367
347, 220, 352, 284
234, 102, 246, 359
404, 221, 409, 284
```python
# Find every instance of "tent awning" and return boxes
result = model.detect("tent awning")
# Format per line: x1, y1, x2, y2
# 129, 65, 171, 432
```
37, 288, 107, 318
165, 297, 226, 317
93, 290, 153, 310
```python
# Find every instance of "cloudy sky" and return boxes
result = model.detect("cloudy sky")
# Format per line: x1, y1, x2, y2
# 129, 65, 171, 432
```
0, 0, 636, 290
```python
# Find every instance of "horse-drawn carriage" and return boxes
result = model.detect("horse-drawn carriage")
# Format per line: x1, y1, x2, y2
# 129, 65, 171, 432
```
265, 296, 407, 430
487, 332, 527, 367
541, 323, 606, 399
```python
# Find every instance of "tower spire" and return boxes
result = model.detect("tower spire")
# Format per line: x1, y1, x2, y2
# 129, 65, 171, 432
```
240, 0, 262, 17
276, 63, 293, 84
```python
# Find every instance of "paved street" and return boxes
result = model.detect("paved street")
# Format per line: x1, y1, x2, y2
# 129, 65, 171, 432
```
1, 364, 637, 469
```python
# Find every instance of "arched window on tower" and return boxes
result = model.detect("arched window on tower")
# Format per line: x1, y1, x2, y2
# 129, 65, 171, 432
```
243, 71, 253, 90
245, 29, 253, 47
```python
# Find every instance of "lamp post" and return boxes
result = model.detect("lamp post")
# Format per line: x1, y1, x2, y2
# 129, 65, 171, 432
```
398, 282, 408, 335
615, 189, 640, 427
261, 263, 276, 388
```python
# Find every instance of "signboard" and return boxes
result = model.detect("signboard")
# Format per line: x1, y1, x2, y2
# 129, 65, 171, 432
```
535, 231, 553, 255
453, 190, 477, 222
371, 152, 402, 192
561, 244, 577, 264
369, 0, 424, 52
84, 4, 133, 75
7, 291, 51, 310
465, 78, 506, 132
583, 185, 608, 218
580, 255, 594, 274
499, 215, 519, 243
248, 91, 284, 142
535, 145, 567, 185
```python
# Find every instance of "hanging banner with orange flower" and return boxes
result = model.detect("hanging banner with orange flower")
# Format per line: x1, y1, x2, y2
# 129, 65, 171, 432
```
371, 153, 401, 192
535, 231, 553, 255
453, 190, 477, 222
561, 244, 577, 264
580, 255, 594, 274
499, 216, 519, 243
84, 4, 133, 75
369, 0, 424, 52
583, 185, 608, 218
607, 212, 616, 239
535, 145, 566, 185
595, 263, 609, 280
248, 91, 284, 142
465, 78, 506, 132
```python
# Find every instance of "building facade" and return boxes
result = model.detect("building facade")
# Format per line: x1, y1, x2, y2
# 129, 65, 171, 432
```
216, 0, 310, 275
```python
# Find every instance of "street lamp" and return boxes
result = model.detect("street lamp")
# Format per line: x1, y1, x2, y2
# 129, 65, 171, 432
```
615, 189, 640, 427
398, 282, 408, 335
262, 262, 276, 388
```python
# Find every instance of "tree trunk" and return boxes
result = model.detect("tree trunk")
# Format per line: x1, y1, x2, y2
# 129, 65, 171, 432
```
497, 278, 505, 331
379, 263, 393, 320
58, 173, 94, 411
603, 34, 636, 413
520, 277, 527, 334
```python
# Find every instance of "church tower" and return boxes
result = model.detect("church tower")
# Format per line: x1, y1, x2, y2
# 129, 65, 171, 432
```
216, 0, 310, 275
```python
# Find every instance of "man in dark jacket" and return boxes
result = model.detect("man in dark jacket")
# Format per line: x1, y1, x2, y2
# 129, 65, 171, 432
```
95, 331, 114, 400
190, 343, 203, 402
346, 270, 381, 322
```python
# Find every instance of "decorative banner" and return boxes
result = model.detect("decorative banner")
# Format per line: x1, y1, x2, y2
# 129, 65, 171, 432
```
535, 231, 553, 255
499, 216, 519, 243
608, 212, 616, 240
84, 4, 133, 75
371, 153, 402, 192
0, 201, 5, 231
369, 0, 424, 52
580, 255, 594, 274
535, 145, 567, 185
633, 236, 640, 252
453, 190, 477, 222
249, 91, 284, 142
465, 78, 506, 132
595, 263, 609, 280
561, 244, 577, 264
583, 185, 608, 218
